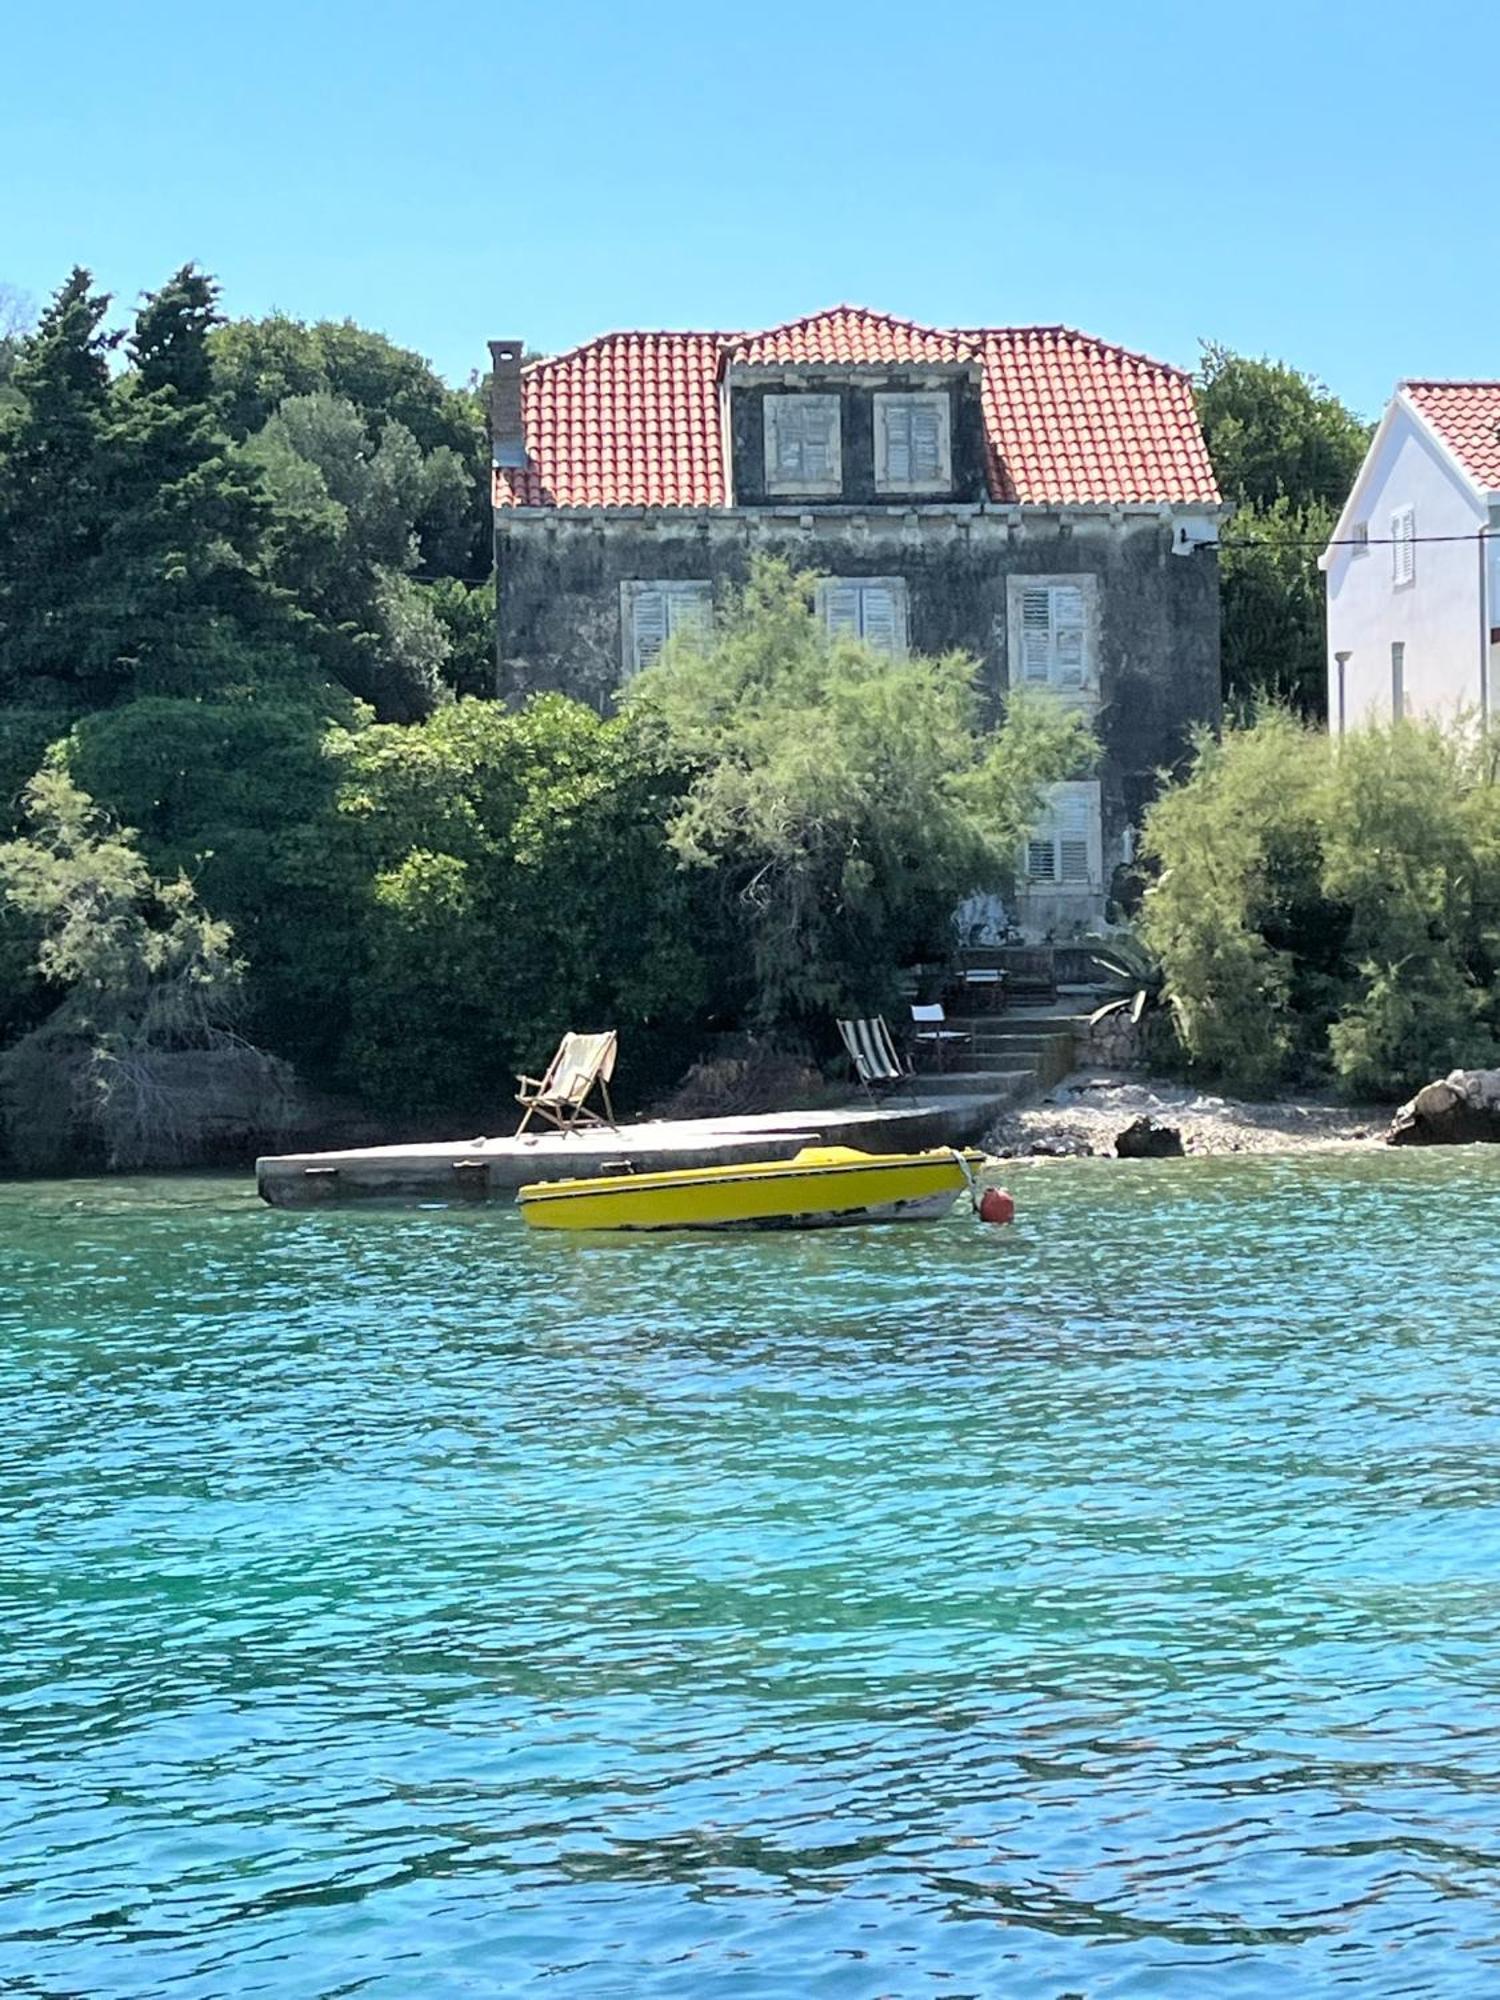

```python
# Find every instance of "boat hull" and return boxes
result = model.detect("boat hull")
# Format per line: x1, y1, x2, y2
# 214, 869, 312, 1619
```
517, 1146, 981, 1233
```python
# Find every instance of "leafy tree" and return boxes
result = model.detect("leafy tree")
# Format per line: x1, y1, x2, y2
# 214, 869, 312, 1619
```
62, 693, 360, 1078
0, 761, 285, 1168
211, 313, 490, 576
1141, 708, 1500, 1098
247, 389, 472, 716
1139, 709, 1328, 1092
1197, 346, 1372, 719
1322, 725, 1498, 1096
1197, 345, 1371, 512
626, 557, 1092, 1025
326, 696, 716, 1117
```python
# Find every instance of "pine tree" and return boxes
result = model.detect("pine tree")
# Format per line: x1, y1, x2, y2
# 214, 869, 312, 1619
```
0, 268, 118, 700
102, 264, 297, 694
0, 265, 303, 705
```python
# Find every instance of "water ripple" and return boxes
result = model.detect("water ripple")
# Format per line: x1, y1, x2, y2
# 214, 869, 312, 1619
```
3, 1153, 1500, 1994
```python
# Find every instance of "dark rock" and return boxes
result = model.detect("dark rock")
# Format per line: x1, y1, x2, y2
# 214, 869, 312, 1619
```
1388, 1069, 1500, 1146
1115, 1116, 1185, 1159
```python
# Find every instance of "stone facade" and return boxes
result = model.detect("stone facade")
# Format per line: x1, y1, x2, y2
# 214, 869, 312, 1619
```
489, 310, 1225, 935
493, 505, 1221, 928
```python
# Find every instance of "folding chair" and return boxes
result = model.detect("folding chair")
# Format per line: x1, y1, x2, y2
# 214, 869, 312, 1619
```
909, 1003, 973, 1073
837, 1016, 915, 1101
515, 1030, 619, 1134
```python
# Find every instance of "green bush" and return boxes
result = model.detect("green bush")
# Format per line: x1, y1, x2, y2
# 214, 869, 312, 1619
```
1141, 709, 1500, 1099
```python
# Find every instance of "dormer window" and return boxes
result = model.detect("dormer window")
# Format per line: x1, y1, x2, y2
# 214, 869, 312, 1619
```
764, 394, 842, 496
874, 392, 951, 493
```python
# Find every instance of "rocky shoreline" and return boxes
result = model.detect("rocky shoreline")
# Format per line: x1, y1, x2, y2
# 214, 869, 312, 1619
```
984, 1070, 1383, 1161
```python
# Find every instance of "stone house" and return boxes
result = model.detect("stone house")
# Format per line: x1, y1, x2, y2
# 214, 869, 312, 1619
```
490, 307, 1225, 934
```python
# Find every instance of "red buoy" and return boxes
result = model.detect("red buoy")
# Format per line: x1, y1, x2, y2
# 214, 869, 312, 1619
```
978, 1186, 1015, 1227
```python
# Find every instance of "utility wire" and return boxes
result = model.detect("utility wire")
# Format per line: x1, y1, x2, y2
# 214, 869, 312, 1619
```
1218, 530, 1492, 551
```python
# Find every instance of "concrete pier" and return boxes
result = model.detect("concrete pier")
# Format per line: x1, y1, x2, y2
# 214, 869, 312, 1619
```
255, 1089, 1015, 1208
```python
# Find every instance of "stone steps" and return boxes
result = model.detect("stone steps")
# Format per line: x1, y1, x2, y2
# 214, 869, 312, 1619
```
911, 1010, 1090, 1099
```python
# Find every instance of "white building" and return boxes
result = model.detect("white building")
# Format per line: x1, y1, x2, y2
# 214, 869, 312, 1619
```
1322, 383, 1500, 731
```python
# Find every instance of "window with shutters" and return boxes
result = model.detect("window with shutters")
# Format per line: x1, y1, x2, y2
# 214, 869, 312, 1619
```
874, 393, 951, 493
620, 580, 712, 676
815, 577, 909, 656
1008, 577, 1094, 694
1022, 781, 1102, 892
1391, 505, 1416, 588
764, 394, 842, 496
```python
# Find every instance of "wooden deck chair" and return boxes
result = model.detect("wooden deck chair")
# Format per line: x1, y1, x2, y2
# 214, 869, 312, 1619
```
837, 1016, 915, 1102
515, 1030, 619, 1134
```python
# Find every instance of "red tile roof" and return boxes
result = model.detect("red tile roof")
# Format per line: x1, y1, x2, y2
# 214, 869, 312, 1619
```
1404, 381, 1500, 494
494, 307, 1220, 511
725, 305, 980, 368
495, 331, 728, 509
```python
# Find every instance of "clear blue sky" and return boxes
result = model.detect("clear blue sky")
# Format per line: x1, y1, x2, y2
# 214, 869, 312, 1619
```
3, 0, 1493, 418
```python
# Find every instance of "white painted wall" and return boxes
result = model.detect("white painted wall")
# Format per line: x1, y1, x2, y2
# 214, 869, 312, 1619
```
1325, 401, 1486, 730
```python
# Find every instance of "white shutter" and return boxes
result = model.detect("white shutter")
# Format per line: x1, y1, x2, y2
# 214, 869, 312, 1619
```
910, 402, 943, 482
1051, 585, 1086, 687
1020, 588, 1053, 682
1026, 838, 1056, 881
1391, 505, 1416, 587
630, 588, 667, 672
1015, 580, 1090, 688
664, 583, 712, 643
623, 581, 711, 675
766, 395, 840, 490
823, 582, 862, 636
1023, 781, 1101, 892
882, 402, 912, 484
819, 578, 907, 655
860, 584, 899, 654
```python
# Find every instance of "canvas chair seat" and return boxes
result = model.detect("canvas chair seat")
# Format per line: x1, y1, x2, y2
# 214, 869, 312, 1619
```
837, 1016, 915, 1101
515, 1030, 619, 1134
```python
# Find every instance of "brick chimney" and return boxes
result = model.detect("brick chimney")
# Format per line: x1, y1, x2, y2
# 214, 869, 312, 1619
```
488, 338, 526, 470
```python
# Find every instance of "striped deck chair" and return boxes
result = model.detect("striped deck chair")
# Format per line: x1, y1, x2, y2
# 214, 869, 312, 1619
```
515, 1030, 619, 1134
837, 1016, 915, 1102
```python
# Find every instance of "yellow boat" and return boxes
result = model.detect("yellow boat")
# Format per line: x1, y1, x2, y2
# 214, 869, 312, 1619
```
517, 1145, 988, 1233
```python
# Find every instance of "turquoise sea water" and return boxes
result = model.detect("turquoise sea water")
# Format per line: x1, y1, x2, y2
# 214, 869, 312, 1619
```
4, 1153, 1500, 1997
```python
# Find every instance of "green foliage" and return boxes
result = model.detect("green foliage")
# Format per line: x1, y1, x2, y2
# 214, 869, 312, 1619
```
326, 696, 718, 1118
0, 269, 119, 701
627, 557, 1092, 1024
1196, 345, 1371, 513
246, 389, 476, 716
210, 313, 490, 578
0, 265, 298, 706
1197, 346, 1372, 721
61, 693, 360, 1078
1218, 496, 1338, 718
1141, 709, 1500, 1099
0, 761, 281, 1168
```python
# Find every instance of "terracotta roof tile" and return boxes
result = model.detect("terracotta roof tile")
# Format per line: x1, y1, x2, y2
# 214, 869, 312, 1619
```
495, 309, 1220, 511
1404, 381, 1500, 493
724, 304, 979, 368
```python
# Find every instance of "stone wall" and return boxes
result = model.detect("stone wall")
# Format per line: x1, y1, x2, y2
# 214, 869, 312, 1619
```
493, 505, 1222, 888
